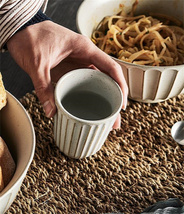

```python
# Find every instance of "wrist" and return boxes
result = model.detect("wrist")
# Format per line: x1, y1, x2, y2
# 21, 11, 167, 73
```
4, 10, 51, 50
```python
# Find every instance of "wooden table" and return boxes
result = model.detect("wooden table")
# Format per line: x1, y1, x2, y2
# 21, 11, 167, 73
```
0, 0, 83, 99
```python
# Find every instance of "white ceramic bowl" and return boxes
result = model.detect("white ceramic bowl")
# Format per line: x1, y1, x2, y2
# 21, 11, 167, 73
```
77, 0, 184, 103
0, 91, 35, 213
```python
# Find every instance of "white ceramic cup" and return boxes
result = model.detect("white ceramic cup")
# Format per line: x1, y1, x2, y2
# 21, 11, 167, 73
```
54, 68, 123, 159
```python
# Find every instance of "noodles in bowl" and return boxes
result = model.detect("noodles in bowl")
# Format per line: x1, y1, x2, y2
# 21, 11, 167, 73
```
92, 0, 184, 66
77, 0, 184, 103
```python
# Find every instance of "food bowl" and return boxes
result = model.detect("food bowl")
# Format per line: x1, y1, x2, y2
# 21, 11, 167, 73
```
77, 0, 184, 103
0, 91, 35, 213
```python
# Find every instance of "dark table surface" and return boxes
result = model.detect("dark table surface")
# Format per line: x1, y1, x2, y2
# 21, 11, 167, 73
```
0, 0, 83, 99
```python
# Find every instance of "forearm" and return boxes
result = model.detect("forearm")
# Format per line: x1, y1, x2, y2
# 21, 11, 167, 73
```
0, 0, 48, 52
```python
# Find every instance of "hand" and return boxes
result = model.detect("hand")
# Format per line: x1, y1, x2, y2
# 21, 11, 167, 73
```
7, 21, 128, 129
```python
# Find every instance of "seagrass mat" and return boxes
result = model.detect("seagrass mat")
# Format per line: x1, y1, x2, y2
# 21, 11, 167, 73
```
6, 91, 184, 214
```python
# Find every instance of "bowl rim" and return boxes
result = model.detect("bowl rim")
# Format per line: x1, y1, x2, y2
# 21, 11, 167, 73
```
0, 91, 36, 199
76, 0, 184, 70
111, 56, 184, 69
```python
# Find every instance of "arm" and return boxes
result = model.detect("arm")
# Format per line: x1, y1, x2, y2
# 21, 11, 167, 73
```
4, 2, 128, 129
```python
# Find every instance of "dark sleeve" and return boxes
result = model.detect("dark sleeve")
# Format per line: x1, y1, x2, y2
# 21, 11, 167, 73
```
17, 9, 51, 32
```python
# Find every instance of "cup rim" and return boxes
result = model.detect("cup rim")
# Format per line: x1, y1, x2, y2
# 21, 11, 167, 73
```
54, 68, 123, 124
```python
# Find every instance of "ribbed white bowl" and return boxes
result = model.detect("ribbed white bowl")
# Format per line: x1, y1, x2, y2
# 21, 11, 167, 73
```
117, 60, 184, 103
77, 0, 184, 103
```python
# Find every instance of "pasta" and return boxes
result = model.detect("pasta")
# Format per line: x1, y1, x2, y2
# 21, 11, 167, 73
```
91, 1, 184, 66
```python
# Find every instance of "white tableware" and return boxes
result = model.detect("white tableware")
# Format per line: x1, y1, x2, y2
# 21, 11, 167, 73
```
54, 68, 123, 159
0, 91, 35, 213
171, 121, 184, 145
77, 0, 184, 103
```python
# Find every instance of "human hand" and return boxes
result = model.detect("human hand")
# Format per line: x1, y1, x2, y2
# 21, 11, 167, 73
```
7, 21, 128, 129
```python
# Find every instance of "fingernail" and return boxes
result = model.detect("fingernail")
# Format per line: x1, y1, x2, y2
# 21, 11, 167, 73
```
43, 100, 54, 118
123, 98, 127, 111
122, 105, 126, 111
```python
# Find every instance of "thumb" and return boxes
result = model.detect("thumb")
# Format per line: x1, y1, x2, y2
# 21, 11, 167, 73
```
112, 113, 121, 130
31, 67, 56, 118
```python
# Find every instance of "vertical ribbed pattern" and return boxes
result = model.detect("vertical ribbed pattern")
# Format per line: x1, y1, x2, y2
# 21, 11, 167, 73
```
77, 0, 184, 103
54, 114, 115, 159
119, 59, 184, 103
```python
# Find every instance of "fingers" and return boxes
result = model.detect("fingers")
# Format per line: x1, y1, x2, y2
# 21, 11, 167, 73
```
112, 113, 121, 129
75, 37, 128, 110
91, 48, 128, 110
30, 65, 56, 118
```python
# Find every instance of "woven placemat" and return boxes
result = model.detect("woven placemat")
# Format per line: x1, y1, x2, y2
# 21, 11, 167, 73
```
6, 91, 184, 214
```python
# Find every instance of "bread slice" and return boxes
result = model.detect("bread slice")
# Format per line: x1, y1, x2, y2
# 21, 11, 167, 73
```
0, 72, 7, 110
0, 137, 16, 192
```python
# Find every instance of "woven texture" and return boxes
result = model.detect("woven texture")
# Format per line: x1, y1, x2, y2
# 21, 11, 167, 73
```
6, 91, 184, 214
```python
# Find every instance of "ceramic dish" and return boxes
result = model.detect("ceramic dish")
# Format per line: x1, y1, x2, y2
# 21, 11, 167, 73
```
77, 0, 184, 103
0, 91, 35, 213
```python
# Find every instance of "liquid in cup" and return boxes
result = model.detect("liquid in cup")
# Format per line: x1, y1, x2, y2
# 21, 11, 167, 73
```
54, 68, 123, 159
61, 90, 112, 120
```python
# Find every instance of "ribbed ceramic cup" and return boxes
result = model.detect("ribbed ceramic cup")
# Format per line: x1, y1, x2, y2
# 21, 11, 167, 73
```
54, 68, 123, 159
